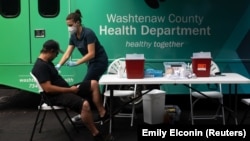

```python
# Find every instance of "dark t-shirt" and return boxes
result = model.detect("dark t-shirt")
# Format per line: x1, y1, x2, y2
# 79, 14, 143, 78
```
32, 58, 69, 89
69, 27, 108, 64
31, 58, 92, 113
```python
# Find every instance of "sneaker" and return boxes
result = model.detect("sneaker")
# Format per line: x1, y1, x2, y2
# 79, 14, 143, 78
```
70, 114, 84, 126
71, 114, 81, 122
94, 133, 114, 141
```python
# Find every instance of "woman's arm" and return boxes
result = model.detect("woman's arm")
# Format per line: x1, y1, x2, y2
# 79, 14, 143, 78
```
76, 43, 95, 64
58, 45, 75, 66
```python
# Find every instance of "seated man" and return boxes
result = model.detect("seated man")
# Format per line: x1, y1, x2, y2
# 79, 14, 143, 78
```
31, 39, 113, 141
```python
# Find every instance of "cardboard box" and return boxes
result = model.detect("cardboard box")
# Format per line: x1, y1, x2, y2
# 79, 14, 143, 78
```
192, 58, 211, 77
125, 54, 144, 79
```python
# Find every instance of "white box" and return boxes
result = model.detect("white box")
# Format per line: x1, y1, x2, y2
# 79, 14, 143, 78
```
142, 89, 166, 124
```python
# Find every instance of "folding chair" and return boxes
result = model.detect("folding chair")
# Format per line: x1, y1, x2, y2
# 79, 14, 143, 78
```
29, 72, 78, 141
103, 58, 136, 132
240, 98, 250, 124
189, 61, 225, 125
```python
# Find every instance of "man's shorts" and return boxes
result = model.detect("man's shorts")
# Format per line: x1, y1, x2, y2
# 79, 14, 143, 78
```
45, 80, 91, 113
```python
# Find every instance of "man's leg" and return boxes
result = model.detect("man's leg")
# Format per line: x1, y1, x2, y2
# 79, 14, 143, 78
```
81, 100, 114, 141
90, 80, 107, 118
71, 80, 108, 124
81, 100, 99, 136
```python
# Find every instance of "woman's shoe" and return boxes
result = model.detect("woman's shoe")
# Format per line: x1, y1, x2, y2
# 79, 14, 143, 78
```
95, 111, 110, 124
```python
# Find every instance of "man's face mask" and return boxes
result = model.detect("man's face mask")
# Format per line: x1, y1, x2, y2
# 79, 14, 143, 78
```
68, 25, 77, 35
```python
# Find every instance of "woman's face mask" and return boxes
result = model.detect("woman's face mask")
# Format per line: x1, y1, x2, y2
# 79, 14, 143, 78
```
68, 26, 77, 35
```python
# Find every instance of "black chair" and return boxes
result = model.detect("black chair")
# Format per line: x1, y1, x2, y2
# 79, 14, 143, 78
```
29, 72, 78, 141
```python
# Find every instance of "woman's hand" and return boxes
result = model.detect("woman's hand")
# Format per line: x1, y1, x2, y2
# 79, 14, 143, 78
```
66, 61, 77, 67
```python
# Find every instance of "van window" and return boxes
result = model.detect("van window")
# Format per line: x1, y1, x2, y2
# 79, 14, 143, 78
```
38, 0, 59, 18
0, 0, 20, 18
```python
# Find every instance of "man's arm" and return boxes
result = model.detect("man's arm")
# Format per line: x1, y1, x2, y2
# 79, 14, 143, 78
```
40, 81, 79, 94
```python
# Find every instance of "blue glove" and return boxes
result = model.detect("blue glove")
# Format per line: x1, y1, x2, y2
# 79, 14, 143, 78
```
55, 64, 61, 70
66, 61, 77, 67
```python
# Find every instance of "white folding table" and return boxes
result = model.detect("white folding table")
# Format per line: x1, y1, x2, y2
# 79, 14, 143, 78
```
99, 73, 250, 133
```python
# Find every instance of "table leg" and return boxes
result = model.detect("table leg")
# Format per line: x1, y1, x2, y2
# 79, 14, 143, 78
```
109, 87, 113, 134
234, 84, 238, 125
227, 84, 238, 125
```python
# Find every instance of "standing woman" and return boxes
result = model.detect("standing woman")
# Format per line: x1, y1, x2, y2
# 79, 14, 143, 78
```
56, 9, 108, 82
56, 9, 108, 123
